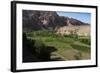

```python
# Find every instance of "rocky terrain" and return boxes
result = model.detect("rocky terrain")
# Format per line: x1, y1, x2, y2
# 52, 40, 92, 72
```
23, 10, 90, 33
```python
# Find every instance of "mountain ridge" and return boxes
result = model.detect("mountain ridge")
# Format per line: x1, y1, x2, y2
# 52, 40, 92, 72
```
23, 10, 90, 32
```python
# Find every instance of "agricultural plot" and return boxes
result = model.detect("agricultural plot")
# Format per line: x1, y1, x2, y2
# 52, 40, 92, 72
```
25, 30, 91, 61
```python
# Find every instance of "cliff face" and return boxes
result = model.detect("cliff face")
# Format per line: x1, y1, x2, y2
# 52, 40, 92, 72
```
23, 10, 89, 32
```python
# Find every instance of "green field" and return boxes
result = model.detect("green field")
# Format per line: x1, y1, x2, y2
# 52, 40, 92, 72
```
26, 30, 91, 60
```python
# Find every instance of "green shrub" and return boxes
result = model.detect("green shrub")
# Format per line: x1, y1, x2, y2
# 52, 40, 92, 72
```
79, 38, 90, 45
64, 34, 78, 39
34, 40, 45, 49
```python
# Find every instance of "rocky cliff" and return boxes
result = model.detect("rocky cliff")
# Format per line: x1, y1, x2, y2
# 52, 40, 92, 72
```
23, 10, 89, 32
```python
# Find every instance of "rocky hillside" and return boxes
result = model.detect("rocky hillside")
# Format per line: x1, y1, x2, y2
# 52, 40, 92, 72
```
23, 10, 89, 32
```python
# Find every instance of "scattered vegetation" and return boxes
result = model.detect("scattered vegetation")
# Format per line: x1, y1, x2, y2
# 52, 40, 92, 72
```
24, 30, 91, 61
79, 38, 91, 45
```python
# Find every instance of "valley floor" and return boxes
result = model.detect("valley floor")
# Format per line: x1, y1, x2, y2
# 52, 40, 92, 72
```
23, 31, 91, 62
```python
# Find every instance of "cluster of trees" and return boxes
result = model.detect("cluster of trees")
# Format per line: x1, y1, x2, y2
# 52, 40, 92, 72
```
26, 29, 90, 45
79, 38, 91, 45
26, 30, 60, 38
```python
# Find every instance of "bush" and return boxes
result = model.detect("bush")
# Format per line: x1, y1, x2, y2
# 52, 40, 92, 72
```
34, 40, 45, 49
79, 38, 90, 45
64, 34, 78, 40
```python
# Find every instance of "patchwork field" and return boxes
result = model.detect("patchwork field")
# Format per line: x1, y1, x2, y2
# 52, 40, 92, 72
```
26, 30, 91, 61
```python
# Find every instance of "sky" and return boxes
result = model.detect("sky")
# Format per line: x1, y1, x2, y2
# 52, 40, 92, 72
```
57, 11, 91, 24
